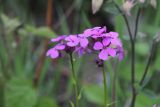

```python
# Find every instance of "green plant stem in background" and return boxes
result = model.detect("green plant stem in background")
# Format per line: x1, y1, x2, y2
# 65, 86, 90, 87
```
69, 53, 79, 107
140, 34, 160, 86
130, 42, 136, 107
113, 1, 140, 107
131, 7, 141, 107
111, 61, 118, 107
134, 8, 141, 40
102, 65, 107, 107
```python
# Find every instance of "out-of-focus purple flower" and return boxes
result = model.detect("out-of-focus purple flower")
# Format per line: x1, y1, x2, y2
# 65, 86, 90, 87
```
104, 32, 122, 47
77, 34, 89, 48
51, 35, 66, 42
152, 104, 160, 107
83, 26, 107, 38
117, 46, 124, 61
75, 46, 91, 56
46, 43, 65, 59
153, 104, 156, 107
65, 35, 79, 47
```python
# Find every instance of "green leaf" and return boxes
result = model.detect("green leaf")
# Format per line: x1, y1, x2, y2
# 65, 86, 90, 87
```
81, 12, 92, 28
36, 97, 59, 107
69, 101, 75, 107
5, 76, 37, 107
83, 84, 105, 105
1, 14, 21, 33
134, 83, 142, 93
115, 15, 124, 38
135, 42, 149, 56
25, 25, 56, 38
136, 91, 160, 106
154, 50, 160, 70
78, 88, 83, 100
103, 1, 120, 15
141, 25, 160, 36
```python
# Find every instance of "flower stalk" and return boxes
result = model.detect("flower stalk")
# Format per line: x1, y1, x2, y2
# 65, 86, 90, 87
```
102, 63, 107, 107
69, 53, 79, 107
140, 34, 160, 86
113, 1, 141, 107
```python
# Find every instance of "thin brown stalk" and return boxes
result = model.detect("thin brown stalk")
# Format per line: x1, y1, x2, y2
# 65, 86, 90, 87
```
34, 0, 54, 87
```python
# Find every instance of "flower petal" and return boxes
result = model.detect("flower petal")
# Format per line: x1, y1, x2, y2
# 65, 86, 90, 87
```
99, 49, 108, 60
111, 38, 122, 47
80, 38, 88, 47
83, 28, 92, 36
106, 47, 116, 57
55, 44, 65, 50
67, 42, 77, 47
93, 42, 103, 50
93, 27, 101, 30
51, 35, 65, 42
77, 48, 84, 56
110, 32, 118, 38
46, 48, 59, 59
102, 38, 111, 46
118, 47, 124, 61
99, 26, 107, 34
118, 52, 124, 61
65, 35, 79, 47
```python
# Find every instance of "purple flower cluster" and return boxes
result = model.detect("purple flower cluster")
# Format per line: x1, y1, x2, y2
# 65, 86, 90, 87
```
47, 26, 124, 61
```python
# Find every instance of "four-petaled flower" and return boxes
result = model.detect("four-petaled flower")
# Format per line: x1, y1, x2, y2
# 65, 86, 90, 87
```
46, 43, 65, 59
77, 34, 89, 48
93, 39, 116, 60
65, 35, 79, 47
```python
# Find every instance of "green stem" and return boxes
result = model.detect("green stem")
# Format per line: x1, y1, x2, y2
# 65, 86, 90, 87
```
113, 1, 138, 107
69, 53, 79, 107
139, 38, 158, 86
102, 65, 107, 107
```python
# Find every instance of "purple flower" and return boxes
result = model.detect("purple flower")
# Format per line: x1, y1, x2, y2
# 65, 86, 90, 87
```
46, 43, 65, 59
77, 34, 89, 48
75, 46, 91, 56
104, 32, 122, 47
93, 31, 124, 61
117, 46, 124, 61
51, 35, 66, 42
152, 104, 160, 107
93, 39, 116, 60
153, 104, 156, 107
83, 26, 107, 38
46, 26, 124, 61
65, 35, 79, 47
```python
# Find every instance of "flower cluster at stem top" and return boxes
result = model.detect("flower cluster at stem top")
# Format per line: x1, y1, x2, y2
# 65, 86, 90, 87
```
46, 26, 124, 61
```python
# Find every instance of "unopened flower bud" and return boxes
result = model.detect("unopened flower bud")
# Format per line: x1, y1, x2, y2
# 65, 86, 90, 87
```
150, 0, 157, 9
95, 59, 104, 67
122, 0, 135, 16
139, 0, 145, 3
